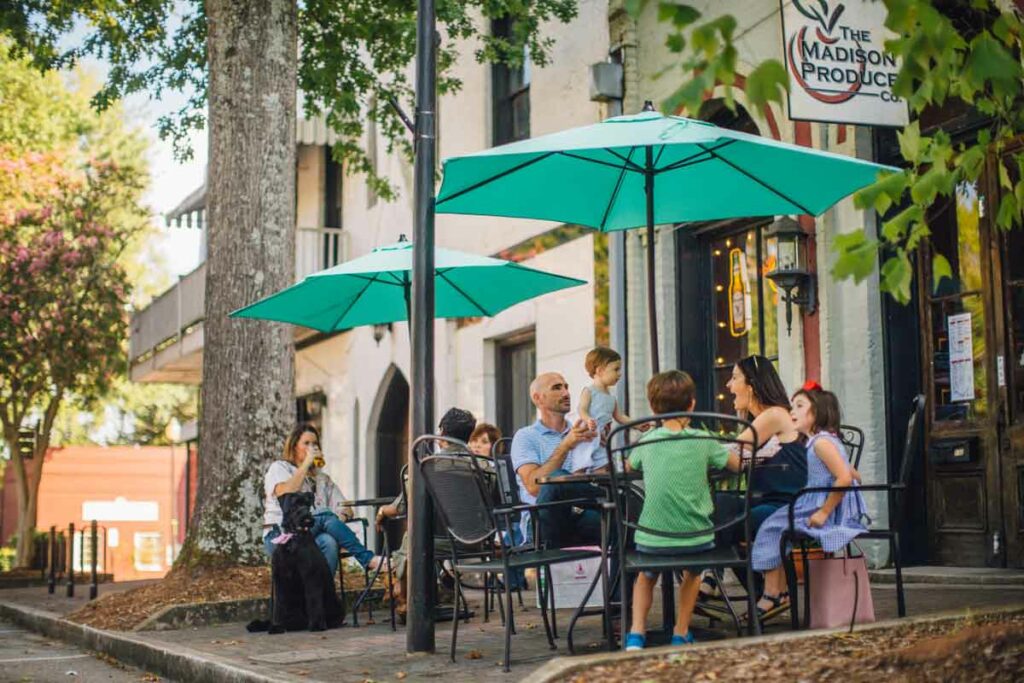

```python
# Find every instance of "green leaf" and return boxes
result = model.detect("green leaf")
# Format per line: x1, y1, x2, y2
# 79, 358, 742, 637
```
997, 193, 1019, 230
831, 230, 879, 284
854, 171, 909, 215
744, 60, 789, 110
880, 252, 914, 304
932, 253, 953, 293
658, 3, 701, 28
666, 33, 686, 53
964, 32, 1022, 99
881, 205, 923, 243
999, 159, 1012, 190
910, 165, 951, 206
897, 121, 922, 164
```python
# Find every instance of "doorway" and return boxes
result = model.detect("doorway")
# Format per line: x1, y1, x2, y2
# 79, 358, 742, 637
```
370, 366, 409, 554
918, 149, 1024, 567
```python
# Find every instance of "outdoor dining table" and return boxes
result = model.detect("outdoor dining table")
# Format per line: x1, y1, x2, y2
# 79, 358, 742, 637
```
536, 469, 651, 651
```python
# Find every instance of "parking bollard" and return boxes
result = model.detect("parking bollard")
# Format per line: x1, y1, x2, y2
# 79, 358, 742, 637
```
66, 522, 75, 598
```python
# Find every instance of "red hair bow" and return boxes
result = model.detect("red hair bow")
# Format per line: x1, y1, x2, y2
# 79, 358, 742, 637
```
802, 380, 824, 392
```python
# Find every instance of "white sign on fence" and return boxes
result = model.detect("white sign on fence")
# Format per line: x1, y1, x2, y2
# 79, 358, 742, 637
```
780, 0, 909, 127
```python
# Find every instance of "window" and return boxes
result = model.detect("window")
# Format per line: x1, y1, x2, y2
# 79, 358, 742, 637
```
133, 532, 163, 572
496, 333, 537, 437
708, 225, 779, 414
491, 17, 530, 146
324, 147, 343, 229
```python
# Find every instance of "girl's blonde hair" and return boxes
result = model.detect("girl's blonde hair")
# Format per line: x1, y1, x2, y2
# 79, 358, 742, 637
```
283, 423, 320, 463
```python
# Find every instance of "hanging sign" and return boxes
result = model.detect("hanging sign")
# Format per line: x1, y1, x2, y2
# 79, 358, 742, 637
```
948, 312, 975, 403
780, 0, 909, 127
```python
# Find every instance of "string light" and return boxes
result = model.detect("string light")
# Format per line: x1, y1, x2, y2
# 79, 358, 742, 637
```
718, 321, 726, 328
715, 284, 724, 292
713, 249, 722, 256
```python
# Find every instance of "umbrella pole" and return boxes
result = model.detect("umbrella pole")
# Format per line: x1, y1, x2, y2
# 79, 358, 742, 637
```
409, 0, 437, 654
644, 146, 659, 375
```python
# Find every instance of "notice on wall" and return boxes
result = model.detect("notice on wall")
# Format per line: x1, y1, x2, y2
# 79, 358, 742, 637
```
948, 312, 975, 403
780, 0, 909, 127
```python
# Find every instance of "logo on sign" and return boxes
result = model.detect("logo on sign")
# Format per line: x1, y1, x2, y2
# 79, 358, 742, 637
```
780, 0, 908, 126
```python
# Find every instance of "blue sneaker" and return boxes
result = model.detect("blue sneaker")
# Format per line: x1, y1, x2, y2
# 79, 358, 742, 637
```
624, 632, 646, 651
670, 632, 696, 646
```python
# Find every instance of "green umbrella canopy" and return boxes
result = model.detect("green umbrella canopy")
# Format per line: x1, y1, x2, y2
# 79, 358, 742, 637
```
436, 109, 897, 230
229, 238, 586, 332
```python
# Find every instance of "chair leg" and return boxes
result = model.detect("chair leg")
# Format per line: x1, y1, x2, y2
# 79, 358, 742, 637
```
450, 567, 463, 663
483, 572, 491, 624
620, 568, 632, 651
546, 565, 559, 639
716, 569, 743, 638
503, 573, 514, 673
780, 534, 799, 631
892, 534, 905, 618
537, 565, 557, 650
801, 541, 811, 629
744, 560, 760, 637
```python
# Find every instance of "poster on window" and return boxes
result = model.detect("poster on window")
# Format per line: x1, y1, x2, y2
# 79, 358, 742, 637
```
948, 312, 975, 403
780, 0, 908, 126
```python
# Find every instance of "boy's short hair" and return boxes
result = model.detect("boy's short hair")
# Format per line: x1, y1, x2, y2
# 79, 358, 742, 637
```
794, 388, 842, 434
585, 346, 621, 377
647, 370, 696, 414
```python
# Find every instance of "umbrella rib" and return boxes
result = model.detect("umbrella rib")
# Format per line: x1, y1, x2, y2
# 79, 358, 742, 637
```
344, 272, 406, 288
599, 147, 635, 231
557, 150, 644, 173
656, 140, 737, 174
437, 271, 491, 317
325, 273, 384, 331
606, 149, 647, 173
697, 143, 815, 215
436, 152, 556, 205
653, 144, 667, 168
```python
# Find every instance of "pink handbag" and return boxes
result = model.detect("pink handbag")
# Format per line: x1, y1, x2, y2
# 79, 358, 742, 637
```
807, 547, 875, 630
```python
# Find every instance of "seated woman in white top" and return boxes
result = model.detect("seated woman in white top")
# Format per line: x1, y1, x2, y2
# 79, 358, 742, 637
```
263, 423, 387, 576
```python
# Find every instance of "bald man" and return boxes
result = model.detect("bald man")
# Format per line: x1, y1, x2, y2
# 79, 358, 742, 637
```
510, 372, 604, 548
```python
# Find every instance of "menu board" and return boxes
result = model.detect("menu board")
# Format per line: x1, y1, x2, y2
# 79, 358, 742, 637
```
948, 312, 975, 403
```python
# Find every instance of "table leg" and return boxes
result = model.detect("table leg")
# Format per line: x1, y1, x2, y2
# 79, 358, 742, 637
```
661, 570, 675, 632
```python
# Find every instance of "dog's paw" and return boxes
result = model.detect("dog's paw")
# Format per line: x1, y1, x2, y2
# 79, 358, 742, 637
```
309, 621, 327, 632
268, 624, 286, 635
246, 619, 271, 633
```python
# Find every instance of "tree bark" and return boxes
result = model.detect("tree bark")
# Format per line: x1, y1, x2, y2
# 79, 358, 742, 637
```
176, 0, 297, 569
5, 430, 44, 568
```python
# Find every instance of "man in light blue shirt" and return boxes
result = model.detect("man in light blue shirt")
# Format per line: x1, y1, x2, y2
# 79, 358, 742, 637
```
511, 372, 605, 547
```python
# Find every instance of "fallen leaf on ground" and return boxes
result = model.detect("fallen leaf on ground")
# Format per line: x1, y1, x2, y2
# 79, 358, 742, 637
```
465, 649, 483, 659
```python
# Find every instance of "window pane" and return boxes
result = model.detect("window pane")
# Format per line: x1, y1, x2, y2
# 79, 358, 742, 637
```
711, 230, 769, 362
931, 294, 987, 422
931, 181, 984, 295
759, 230, 780, 359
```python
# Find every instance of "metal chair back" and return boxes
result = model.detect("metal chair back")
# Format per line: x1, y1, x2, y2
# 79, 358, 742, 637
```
892, 394, 926, 524
415, 435, 499, 547
491, 436, 513, 457
605, 412, 758, 548
838, 424, 866, 469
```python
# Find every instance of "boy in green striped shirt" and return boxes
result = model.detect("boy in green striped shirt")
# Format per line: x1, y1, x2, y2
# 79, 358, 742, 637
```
624, 370, 741, 650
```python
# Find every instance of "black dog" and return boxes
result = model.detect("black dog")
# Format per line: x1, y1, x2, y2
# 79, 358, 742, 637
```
249, 491, 345, 633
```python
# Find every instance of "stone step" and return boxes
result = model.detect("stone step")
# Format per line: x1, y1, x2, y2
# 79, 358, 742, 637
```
869, 566, 1024, 586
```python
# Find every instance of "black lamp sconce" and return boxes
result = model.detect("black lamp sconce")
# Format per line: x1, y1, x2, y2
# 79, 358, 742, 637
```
766, 216, 817, 336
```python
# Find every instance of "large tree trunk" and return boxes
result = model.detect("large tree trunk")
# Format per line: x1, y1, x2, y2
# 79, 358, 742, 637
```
176, 0, 297, 569
8, 444, 44, 568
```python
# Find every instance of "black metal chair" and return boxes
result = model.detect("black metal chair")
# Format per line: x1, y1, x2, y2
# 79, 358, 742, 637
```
416, 434, 611, 672
489, 449, 527, 622
781, 394, 925, 628
839, 424, 866, 469
606, 412, 763, 646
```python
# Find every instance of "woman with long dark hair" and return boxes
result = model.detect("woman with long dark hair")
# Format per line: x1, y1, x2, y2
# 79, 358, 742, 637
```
705, 355, 805, 619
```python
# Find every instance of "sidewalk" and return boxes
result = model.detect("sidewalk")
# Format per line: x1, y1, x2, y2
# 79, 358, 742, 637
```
3, 578, 1024, 681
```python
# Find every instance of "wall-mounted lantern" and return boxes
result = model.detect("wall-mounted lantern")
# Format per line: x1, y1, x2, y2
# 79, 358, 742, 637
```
372, 323, 390, 345
766, 216, 816, 336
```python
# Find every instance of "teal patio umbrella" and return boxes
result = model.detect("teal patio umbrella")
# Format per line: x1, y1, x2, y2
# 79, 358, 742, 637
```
436, 103, 896, 370
230, 236, 585, 331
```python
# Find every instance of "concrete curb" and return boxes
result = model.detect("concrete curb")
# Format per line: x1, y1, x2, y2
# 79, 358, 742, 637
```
0, 600, 308, 683
134, 597, 270, 632
524, 603, 1024, 683
868, 569, 1024, 586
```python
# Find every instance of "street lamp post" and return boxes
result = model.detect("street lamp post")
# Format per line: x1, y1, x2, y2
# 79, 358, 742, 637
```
408, 0, 437, 654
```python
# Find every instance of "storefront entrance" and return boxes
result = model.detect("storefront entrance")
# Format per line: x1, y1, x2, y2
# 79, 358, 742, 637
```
917, 144, 1024, 567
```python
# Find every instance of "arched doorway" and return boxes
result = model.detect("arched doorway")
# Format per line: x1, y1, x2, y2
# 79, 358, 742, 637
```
368, 365, 409, 552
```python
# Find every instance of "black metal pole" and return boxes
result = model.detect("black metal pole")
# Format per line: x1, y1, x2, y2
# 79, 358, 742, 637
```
644, 145, 659, 375
66, 522, 75, 597
47, 526, 56, 594
89, 520, 98, 600
408, 0, 437, 654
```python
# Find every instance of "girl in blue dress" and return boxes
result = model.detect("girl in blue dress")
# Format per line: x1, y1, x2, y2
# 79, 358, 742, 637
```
750, 384, 868, 617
